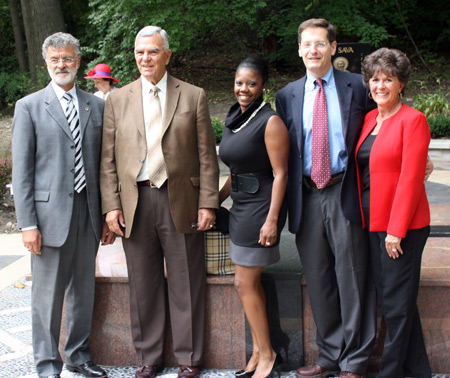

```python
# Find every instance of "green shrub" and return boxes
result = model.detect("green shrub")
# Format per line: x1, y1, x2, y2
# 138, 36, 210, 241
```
414, 91, 450, 119
211, 117, 224, 144
414, 91, 450, 138
0, 145, 12, 199
264, 78, 277, 111
0, 72, 31, 106
428, 114, 450, 139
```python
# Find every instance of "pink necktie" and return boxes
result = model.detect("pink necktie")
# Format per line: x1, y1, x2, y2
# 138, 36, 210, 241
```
311, 78, 331, 189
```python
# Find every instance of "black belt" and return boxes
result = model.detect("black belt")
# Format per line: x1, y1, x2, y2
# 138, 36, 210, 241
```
137, 180, 167, 188
303, 172, 344, 190
230, 172, 272, 194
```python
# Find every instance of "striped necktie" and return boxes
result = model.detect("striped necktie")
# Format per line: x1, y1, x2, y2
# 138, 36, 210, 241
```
63, 92, 86, 193
311, 78, 331, 189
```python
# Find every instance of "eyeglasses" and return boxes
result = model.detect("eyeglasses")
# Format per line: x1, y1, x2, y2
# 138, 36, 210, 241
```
301, 41, 329, 50
47, 57, 76, 65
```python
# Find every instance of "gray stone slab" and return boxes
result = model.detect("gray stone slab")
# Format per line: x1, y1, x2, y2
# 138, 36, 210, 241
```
0, 255, 21, 270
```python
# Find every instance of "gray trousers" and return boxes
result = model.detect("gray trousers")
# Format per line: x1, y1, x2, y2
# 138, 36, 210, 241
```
31, 191, 98, 377
295, 184, 376, 374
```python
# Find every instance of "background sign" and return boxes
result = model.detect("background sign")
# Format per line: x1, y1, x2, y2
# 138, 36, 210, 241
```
332, 43, 372, 74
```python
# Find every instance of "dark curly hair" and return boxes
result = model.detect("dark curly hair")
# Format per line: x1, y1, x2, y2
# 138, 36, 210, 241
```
362, 48, 410, 95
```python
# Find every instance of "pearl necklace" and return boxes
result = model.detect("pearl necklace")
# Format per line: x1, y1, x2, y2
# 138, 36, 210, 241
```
232, 101, 266, 133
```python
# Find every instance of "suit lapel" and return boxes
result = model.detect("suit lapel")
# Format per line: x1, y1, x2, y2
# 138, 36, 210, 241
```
128, 79, 146, 138
163, 75, 180, 135
291, 77, 306, 154
76, 89, 91, 137
44, 84, 72, 140
334, 69, 352, 139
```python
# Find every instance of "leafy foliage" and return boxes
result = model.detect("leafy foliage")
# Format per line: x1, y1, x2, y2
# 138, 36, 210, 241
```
428, 114, 450, 139
82, 0, 267, 85
211, 117, 224, 144
414, 91, 450, 138
414, 92, 450, 119
1, 0, 449, 104
0, 72, 31, 106
0, 66, 50, 107
264, 79, 278, 110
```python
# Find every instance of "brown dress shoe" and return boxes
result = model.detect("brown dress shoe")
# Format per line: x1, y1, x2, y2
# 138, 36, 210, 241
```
178, 365, 200, 378
296, 363, 339, 378
338, 372, 363, 378
135, 365, 158, 378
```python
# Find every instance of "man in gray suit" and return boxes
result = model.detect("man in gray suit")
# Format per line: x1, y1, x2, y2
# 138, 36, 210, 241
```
12, 32, 114, 378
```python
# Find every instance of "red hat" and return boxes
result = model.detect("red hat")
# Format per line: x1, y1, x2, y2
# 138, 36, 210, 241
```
84, 63, 120, 82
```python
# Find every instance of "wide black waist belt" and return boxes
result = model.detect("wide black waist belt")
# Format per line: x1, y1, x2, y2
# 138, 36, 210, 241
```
231, 172, 273, 194
303, 172, 344, 190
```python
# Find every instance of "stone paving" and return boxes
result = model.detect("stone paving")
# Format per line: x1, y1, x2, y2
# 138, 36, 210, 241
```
1, 280, 449, 378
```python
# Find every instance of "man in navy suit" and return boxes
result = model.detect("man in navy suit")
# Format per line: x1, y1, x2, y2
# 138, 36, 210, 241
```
276, 19, 376, 378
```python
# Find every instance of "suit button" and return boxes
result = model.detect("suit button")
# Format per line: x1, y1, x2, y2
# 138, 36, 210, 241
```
69, 192, 74, 197
71, 145, 75, 149
134, 184, 137, 187
139, 159, 144, 164
70, 168, 75, 173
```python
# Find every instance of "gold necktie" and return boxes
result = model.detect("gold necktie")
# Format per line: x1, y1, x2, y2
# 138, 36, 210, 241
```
147, 86, 167, 187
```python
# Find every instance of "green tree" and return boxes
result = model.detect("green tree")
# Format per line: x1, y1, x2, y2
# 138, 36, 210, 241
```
1, 0, 449, 106
20, 0, 66, 83
83, 0, 267, 85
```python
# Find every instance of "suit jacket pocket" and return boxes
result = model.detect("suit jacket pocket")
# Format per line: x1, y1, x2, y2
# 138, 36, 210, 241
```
190, 176, 200, 187
174, 111, 195, 118
34, 190, 50, 202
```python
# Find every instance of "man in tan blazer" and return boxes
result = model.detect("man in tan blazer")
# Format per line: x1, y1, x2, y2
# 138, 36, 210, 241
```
100, 26, 219, 378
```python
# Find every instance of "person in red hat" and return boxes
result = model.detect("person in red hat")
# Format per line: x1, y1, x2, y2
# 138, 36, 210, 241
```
84, 63, 120, 100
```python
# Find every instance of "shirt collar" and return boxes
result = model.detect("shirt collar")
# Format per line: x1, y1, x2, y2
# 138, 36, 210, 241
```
51, 80, 77, 101
141, 71, 168, 94
305, 67, 335, 91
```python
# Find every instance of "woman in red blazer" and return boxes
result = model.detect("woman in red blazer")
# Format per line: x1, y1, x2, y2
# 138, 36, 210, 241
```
355, 48, 431, 378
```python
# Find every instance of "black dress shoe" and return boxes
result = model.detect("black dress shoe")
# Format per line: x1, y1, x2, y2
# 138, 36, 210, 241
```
66, 361, 107, 377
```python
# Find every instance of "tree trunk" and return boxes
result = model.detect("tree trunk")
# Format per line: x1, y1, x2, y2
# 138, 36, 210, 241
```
20, 0, 66, 84
8, 0, 27, 72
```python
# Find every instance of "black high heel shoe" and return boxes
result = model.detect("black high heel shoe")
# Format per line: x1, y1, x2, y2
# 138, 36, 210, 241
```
275, 332, 290, 366
264, 353, 283, 378
235, 369, 256, 378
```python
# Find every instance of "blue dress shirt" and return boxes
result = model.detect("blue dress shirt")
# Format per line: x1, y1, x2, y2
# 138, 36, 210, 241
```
302, 67, 347, 176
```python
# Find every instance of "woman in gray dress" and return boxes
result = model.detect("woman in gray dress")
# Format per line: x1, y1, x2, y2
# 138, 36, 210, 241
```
219, 57, 289, 378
